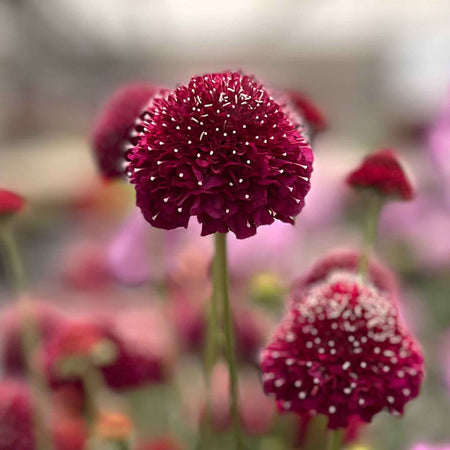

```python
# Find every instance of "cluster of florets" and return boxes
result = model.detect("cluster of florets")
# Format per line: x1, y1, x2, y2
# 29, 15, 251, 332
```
126, 72, 313, 238
261, 271, 424, 429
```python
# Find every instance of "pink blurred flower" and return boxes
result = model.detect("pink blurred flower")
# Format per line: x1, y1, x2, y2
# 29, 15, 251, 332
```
0, 188, 25, 217
381, 194, 450, 270
60, 241, 111, 291
203, 363, 275, 435
44, 306, 176, 390
429, 89, 450, 200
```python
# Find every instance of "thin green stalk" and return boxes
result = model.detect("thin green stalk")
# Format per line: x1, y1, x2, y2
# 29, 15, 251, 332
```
214, 233, 243, 449
0, 226, 53, 450
199, 299, 220, 448
358, 192, 383, 278
327, 429, 343, 450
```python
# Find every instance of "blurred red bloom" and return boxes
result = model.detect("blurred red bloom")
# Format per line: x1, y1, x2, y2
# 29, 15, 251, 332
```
91, 83, 157, 179
44, 307, 175, 390
0, 379, 85, 450
287, 90, 328, 135
127, 71, 313, 239
346, 149, 414, 200
0, 189, 25, 217
1, 302, 67, 375
261, 272, 424, 429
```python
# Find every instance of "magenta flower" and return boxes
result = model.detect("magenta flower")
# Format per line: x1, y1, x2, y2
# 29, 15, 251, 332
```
347, 149, 415, 201
127, 71, 313, 239
260, 272, 424, 429
0, 188, 25, 217
287, 90, 328, 137
91, 83, 157, 179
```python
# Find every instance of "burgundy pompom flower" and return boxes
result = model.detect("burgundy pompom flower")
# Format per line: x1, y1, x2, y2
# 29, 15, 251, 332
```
91, 83, 157, 179
0, 189, 25, 217
127, 71, 313, 239
346, 149, 414, 201
260, 272, 424, 429
287, 91, 328, 136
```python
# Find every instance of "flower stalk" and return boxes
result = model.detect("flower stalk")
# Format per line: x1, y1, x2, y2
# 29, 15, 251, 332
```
358, 192, 383, 278
0, 225, 53, 450
213, 232, 243, 449
327, 429, 343, 450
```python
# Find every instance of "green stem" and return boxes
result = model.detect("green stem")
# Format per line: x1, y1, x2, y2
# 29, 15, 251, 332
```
214, 233, 243, 449
358, 192, 383, 278
0, 226, 53, 450
81, 364, 104, 445
327, 429, 343, 450
199, 297, 220, 448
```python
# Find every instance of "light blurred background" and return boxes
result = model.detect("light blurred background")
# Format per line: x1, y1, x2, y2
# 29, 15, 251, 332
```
0, 1, 450, 450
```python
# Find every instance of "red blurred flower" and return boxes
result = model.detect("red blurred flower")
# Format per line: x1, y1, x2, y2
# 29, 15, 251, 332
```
44, 307, 175, 390
127, 71, 313, 239
1, 302, 67, 375
287, 91, 328, 136
0, 379, 34, 450
0, 189, 25, 217
91, 83, 157, 179
346, 149, 414, 201
261, 272, 424, 429
0, 379, 85, 450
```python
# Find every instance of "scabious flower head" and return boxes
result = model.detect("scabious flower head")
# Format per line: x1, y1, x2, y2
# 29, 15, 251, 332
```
261, 272, 424, 429
91, 83, 157, 179
287, 91, 328, 136
127, 71, 313, 239
0, 189, 25, 218
346, 149, 414, 201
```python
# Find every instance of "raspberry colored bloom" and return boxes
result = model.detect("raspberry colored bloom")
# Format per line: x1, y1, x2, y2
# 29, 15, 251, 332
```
0, 379, 34, 450
0, 379, 86, 450
346, 149, 414, 201
261, 272, 424, 429
293, 248, 398, 297
287, 91, 328, 135
0, 189, 25, 217
44, 307, 175, 390
91, 83, 157, 179
127, 71, 313, 239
